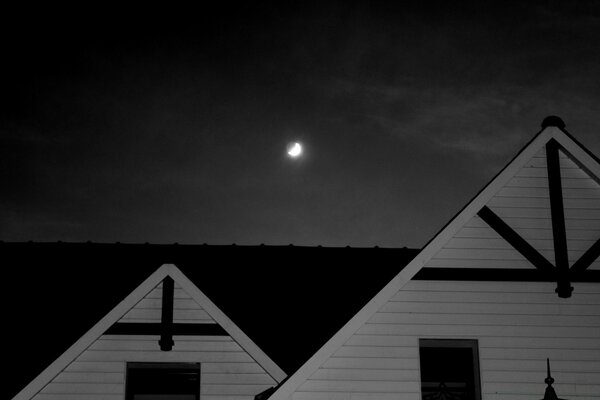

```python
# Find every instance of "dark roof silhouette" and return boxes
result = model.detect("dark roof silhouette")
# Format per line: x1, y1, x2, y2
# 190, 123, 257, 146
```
2, 241, 418, 400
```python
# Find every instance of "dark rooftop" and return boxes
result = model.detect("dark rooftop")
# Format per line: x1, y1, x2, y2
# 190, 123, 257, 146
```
2, 241, 419, 399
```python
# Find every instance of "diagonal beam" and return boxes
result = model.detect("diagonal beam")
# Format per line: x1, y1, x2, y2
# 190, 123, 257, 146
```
478, 206, 555, 273
546, 139, 573, 297
571, 238, 600, 274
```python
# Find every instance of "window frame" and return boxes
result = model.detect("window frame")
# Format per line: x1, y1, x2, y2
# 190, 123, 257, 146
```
418, 338, 482, 400
125, 362, 201, 400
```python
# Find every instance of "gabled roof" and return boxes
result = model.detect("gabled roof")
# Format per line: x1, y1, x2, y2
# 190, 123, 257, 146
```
265, 118, 600, 400
3, 242, 419, 400
13, 263, 286, 400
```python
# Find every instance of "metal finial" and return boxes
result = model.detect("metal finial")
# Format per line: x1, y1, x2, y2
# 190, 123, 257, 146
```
541, 116, 566, 129
545, 358, 554, 385
542, 358, 566, 400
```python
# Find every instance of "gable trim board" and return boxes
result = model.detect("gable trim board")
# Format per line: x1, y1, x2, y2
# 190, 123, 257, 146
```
266, 124, 600, 400
13, 263, 286, 400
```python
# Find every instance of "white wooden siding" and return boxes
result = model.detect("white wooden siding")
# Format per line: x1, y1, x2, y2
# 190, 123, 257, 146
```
120, 281, 216, 323
293, 281, 600, 400
559, 149, 600, 271
33, 335, 277, 400
431, 147, 600, 270
33, 277, 278, 400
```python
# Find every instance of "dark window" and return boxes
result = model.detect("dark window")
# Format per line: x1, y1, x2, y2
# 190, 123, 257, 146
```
419, 339, 481, 400
126, 362, 200, 400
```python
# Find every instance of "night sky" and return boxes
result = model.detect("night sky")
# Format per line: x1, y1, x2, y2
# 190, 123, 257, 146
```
2, 2, 600, 248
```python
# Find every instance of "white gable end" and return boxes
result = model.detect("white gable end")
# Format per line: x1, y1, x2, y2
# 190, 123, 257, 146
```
15, 264, 285, 400
120, 280, 216, 324
268, 123, 600, 400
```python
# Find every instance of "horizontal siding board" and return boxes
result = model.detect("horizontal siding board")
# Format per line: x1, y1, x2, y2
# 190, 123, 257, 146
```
487, 196, 550, 208
479, 336, 600, 350
298, 380, 420, 393
145, 286, 190, 299
41, 382, 123, 394
404, 281, 600, 294
201, 384, 273, 395
564, 218, 600, 230
425, 257, 533, 269
462, 216, 597, 231
119, 308, 161, 322
202, 397, 259, 400
333, 346, 417, 359
201, 363, 268, 374
483, 370, 600, 384
564, 197, 600, 209
52, 372, 124, 384
482, 359, 600, 373
505, 177, 549, 188
493, 207, 600, 220
425, 257, 534, 268
309, 369, 419, 382
454, 226, 596, 240
390, 290, 600, 305
77, 350, 255, 362
321, 357, 418, 370
483, 396, 565, 400
442, 237, 597, 250
483, 382, 578, 395
515, 166, 548, 178
379, 301, 599, 316
495, 186, 600, 199
368, 312, 600, 327
574, 384, 600, 396
123, 298, 213, 313
202, 373, 275, 385
433, 248, 530, 260
130, 298, 207, 310
321, 358, 600, 374
173, 309, 214, 322
100, 334, 232, 341
343, 335, 417, 347
64, 362, 124, 373
357, 322, 599, 337
346, 335, 600, 350
34, 395, 123, 400
293, 393, 420, 400
90, 339, 242, 352
480, 347, 600, 361
506, 177, 597, 189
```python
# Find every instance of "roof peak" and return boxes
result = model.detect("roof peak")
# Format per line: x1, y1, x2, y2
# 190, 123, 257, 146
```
541, 115, 566, 129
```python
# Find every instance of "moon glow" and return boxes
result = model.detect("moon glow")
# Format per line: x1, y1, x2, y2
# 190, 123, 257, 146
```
287, 142, 302, 158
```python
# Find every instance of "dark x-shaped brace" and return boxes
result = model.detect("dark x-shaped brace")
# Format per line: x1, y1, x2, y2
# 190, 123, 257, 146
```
478, 139, 600, 298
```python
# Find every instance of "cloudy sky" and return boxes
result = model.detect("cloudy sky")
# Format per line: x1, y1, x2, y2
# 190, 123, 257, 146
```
2, 2, 600, 248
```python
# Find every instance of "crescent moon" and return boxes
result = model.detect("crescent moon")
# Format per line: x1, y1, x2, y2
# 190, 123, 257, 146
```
287, 142, 302, 157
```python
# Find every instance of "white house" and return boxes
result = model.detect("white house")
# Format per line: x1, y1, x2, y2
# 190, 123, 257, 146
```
262, 117, 600, 400
8, 116, 599, 400
12, 263, 286, 400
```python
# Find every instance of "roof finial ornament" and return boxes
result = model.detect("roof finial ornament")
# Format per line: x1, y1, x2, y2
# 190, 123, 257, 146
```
542, 358, 566, 400
541, 116, 566, 129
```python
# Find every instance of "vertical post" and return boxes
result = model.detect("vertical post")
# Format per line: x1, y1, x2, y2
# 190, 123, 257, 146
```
546, 140, 573, 298
159, 277, 175, 351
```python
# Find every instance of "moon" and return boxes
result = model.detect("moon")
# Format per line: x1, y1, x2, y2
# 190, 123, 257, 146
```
287, 142, 302, 158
